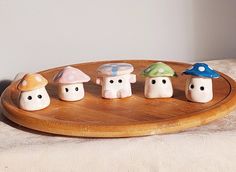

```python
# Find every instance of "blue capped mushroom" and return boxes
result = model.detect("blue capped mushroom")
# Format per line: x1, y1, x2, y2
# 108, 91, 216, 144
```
183, 63, 220, 78
182, 63, 220, 103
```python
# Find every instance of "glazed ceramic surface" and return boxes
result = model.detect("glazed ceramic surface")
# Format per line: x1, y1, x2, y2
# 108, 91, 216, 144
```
144, 77, 173, 98
58, 83, 85, 101
142, 62, 176, 98
183, 63, 220, 78
19, 87, 50, 111
185, 77, 213, 103
54, 66, 90, 84
97, 63, 134, 77
18, 73, 48, 91
142, 62, 177, 77
53, 66, 90, 101
96, 63, 136, 99
17, 73, 50, 111
183, 63, 220, 103
96, 74, 136, 99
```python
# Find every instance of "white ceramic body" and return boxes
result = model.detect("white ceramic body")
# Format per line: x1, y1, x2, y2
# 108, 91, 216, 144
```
144, 77, 173, 98
58, 83, 85, 101
96, 74, 136, 99
19, 87, 50, 111
185, 77, 213, 103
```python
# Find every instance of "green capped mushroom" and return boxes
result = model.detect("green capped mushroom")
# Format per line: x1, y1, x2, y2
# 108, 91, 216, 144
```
142, 62, 177, 77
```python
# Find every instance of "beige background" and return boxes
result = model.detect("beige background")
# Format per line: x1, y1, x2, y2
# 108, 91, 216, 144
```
0, 0, 236, 80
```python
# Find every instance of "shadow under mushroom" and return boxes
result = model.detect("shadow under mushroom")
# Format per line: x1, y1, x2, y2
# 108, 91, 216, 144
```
0, 80, 12, 96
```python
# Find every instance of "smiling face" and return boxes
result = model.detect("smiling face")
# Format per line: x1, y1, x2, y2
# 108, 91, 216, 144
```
145, 76, 173, 98
58, 83, 84, 101
185, 77, 213, 103
19, 87, 50, 111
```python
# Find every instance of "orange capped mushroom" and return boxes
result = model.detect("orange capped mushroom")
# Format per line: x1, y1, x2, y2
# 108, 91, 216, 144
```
17, 73, 50, 111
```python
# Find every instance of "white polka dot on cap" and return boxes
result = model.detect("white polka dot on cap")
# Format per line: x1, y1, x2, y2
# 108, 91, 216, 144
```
158, 68, 164, 73
22, 80, 27, 86
198, 66, 205, 72
35, 76, 42, 82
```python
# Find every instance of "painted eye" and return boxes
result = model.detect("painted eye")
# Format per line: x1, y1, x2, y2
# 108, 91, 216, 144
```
38, 95, 42, 99
151, 80, 156, 84
162, 79, 166, 84
190, 84, 194, 89
118, 79, 122, 83
27, 96, 32, 100
110, 80, 114, 84
65, 88, 69, 92
200, 86, 204, 91
75, 87, 79, 91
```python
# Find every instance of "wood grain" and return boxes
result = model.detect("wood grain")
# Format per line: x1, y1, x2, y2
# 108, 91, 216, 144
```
1, 60, 236, 137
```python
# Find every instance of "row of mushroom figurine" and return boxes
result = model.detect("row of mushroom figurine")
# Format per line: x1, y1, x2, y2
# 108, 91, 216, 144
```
17, 62, 220, 111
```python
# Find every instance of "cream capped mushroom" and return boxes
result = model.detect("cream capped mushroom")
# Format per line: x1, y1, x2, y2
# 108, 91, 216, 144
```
17, 73, 50, 111
53, 66, 90, 101
183, 63, 220, 103
142, 62, 177, 98
96, 63, 136, 99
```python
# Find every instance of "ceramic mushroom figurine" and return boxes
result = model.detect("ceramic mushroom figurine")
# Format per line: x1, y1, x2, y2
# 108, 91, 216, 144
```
183, 63, 220, 103
96, 63, 136, 99
53, 66, 90, 101
17, 73, 50, 111
142, 62, 177, 98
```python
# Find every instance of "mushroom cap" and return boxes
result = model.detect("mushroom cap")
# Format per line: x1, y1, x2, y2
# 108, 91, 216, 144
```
97, 63, 134, 77
141, 62, 177, 77
18, 73, 48, 92
183, 63, 220, 78
53, 66, 90, 84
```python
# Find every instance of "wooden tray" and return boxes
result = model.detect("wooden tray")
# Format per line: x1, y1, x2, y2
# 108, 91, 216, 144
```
1, 60, 236, 138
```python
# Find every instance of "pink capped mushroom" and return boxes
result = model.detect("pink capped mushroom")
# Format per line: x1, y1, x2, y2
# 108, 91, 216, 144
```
53, 66, 90, 101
